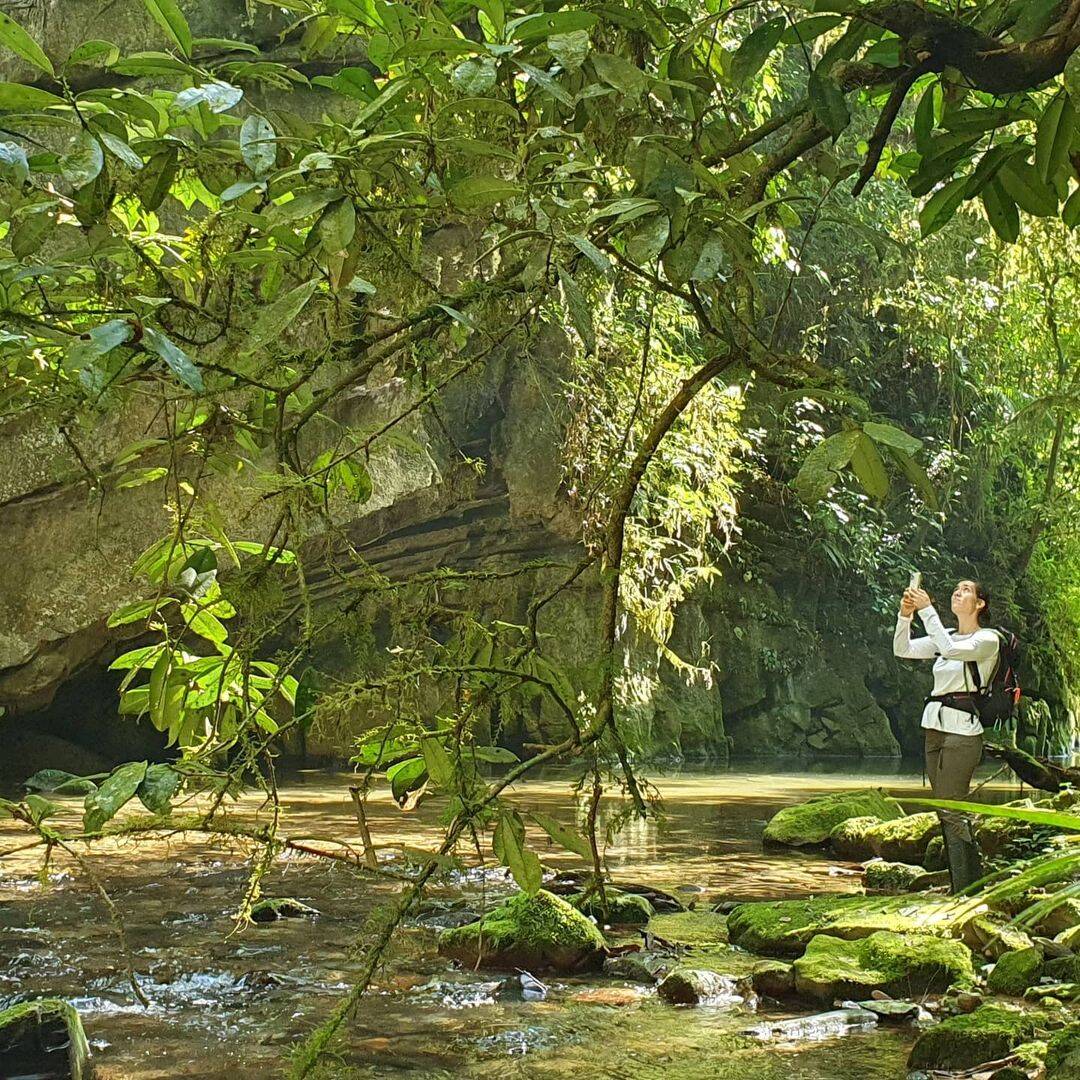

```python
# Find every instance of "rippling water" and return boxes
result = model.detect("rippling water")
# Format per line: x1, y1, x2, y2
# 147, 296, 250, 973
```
0, 759, 1025, 1078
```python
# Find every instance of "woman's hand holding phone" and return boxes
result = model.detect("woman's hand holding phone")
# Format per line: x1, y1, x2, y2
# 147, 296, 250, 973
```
902, 587, 932, 613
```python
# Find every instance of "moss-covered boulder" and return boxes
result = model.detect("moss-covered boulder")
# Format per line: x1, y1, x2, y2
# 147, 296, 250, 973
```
866, 812, 940, 863
908, 1005, 1042, 1071
573, 890, 653, 927
763, 789, 903, 848
864, 860, 926, 894
726, 893, 971, 958
657, 966, 749, 1006
646, 910, 728, 948
437, 890, 606, 973
829, 816, 882, 860
791, 931, 974, 1004
963, 914, 1037, 959
250, 897, 319, 923
0, 999, 91, 1080
1047, 1023, 1080, 1079
751, 960, 795, 997
924, 833, 947, 871
988, 947, 1045, 996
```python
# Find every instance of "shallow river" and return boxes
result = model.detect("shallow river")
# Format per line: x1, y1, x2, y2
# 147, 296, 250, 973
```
0, 759, 1025, 1079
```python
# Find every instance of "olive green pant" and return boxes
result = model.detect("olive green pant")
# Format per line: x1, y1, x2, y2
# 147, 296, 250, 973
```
924, 728, 984, 892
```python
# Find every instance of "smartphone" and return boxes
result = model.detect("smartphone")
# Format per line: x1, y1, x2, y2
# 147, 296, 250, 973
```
908, 571, 922, 590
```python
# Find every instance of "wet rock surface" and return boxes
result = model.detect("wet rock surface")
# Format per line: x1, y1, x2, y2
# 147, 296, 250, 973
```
762, 790, 904, 848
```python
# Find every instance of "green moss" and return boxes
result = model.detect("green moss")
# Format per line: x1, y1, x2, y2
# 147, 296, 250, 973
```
763, 789, 903, 848
726, 893, 971, 958
646, 910, 728, 948
250, 897, 319, 923
924, 834, 947, 871
1045, 956, 1080, 985
1057, 925, 1080, 951
573, 890, 653, 926
437, 889, 606, 972
908, 1005, 1043, 1071
829, 816, 882, 860
751, 959, 795, 997
864, 861, 925, 894
865, 812, 939, 863
1046, 1023, 1080, 1079
0, 998, 90, 1080
792, 931, 974, 1003
987, 947, 1045, 996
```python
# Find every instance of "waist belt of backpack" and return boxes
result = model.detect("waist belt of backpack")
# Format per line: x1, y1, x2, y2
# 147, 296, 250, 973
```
925, 692, 980, 717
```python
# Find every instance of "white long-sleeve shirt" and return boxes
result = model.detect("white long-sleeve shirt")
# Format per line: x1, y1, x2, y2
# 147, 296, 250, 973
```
893, 605, 1000, 736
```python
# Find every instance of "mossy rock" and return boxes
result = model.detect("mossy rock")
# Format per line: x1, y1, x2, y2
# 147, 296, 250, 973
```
908, 1005, 1043, 1071
829, 816, 882, 860
726, 893, 971, 958
1047, 1023, 1080, 1079
573, 890, 654, 927
924, 834, 947, 871
0, 999, 91, 1080
1056, 925, 1080, 951
864, 860, 926, 894
657, 966, 749, 1006
987, 947, 1045, 996
1035, 899, 1080, 938
250, 897, 319, 923
791, 931, 974, 1004
974, 815, 1034, 859
437, 890, 606, 973
1045, 956, 1080, 985
963, 914, 1037, 960
646, 910, 728, 948
763, 789, 903, 848
751, 959, 794, 997
866, 812, 939, 863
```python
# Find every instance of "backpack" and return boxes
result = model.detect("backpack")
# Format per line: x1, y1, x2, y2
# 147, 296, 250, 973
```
966, 628, 1021, 726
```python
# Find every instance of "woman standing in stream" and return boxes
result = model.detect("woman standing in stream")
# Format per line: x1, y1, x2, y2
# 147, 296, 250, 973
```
893, 579, 1000, 892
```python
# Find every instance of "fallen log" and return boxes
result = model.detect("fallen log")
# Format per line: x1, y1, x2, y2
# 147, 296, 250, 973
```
983, 740, 1080, 792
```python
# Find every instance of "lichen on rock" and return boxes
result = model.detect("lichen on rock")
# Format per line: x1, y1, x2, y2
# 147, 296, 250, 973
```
437, 889, 606, 972
762, 789, 903, 848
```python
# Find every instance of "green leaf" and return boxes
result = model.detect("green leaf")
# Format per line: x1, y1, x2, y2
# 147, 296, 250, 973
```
567, 233, 611, 275
0, 9, 54, 75
1063, 185, 1080, 229
189, 609, 228, 643
493, 810, 542, 894
143, 327, 204, 391
548, 29, 591, 71
982, 177, 1020, 243
173, 81, 243, 113
137, 763, 180, 814
10, 207, 54, 259
1035, 89, 1076, 185
793, 429, 860, 504
918, 176, 967, 237
24, 769, 99, 795
888, 446, 938, 509
516, 60, 574, 107
913, 82, 940, 155
98, 131, 143, 170
328, 66, 378, 100
107, 599, 158, 628
509, 10, 596, 43
138, 148, 179, 210
998, 159, 1059, 217
66, 40, 121, 68
731, 17, 785, 85
862, 421, 921, 456
0, 140, 28, 185
807, 70, 849, 140
591, 52, 647, 98
144, 0, 193, 57
61, 130, 104, 189
626, 213, 669, 263
558, 266, 595, 353
26, 794, 60, 825
780, 16, 843, 45
240, 114, 276, 176
83, 761, 148, 832
315, 197, 357, 253
531, 810, 591, 859
0, 82, 64, 110
354, 78, 411, 130
448, 175, 521, 211
911, 798, 1080, 833
421, 736, 455, 788
243, 278, 319, 354
849, 432, 889, 501
451, 55, 497, 94
387, 757, 428, 804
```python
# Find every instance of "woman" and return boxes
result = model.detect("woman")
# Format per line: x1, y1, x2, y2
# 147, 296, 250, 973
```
893, 579, 999, 892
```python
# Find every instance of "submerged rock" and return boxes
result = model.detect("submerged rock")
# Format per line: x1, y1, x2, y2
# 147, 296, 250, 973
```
791, 931, 974, 1003
907, 1005, 1042, 1071
0, 998, 91, 1080
1047, 1022, 1080, 1079
842, 998, 925, 1023
601, 951, 669, 983
645, 910, 728, 948
763, 789, 903, 848
657, 966, 750, 1007
726, 893, 972, 958
744, 1007, 878, 1041
437, 889, 606, 973
573, 890, 653, 927
249, 897, 319, 923
987, 947, 1045, 996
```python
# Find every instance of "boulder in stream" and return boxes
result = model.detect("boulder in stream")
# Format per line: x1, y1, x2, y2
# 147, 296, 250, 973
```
987, 947, 1045, 996
249, 897, 319, 923
907, 1005, 1043, 1072
437, 889, 606, 973
1047, 1022, 1080, 1079
791, 931, 974, 1003
750, 960, 795, 998
601, 951, 669, 983
573, 889, 653, 927
865, 813, 939, 863
0, 998, 91, 1080
829, 816, 882, 860
763, 789, 903, 848
726, 893, 973, 958
657, 966, 750, 1006
863, 860, 927, 894
645, 909, 728, 948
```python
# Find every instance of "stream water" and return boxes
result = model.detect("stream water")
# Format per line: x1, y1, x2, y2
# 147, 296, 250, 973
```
0, 760, 1026, 1079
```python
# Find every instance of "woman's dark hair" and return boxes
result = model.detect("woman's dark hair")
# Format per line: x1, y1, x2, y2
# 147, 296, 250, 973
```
973, 581, 991, 626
